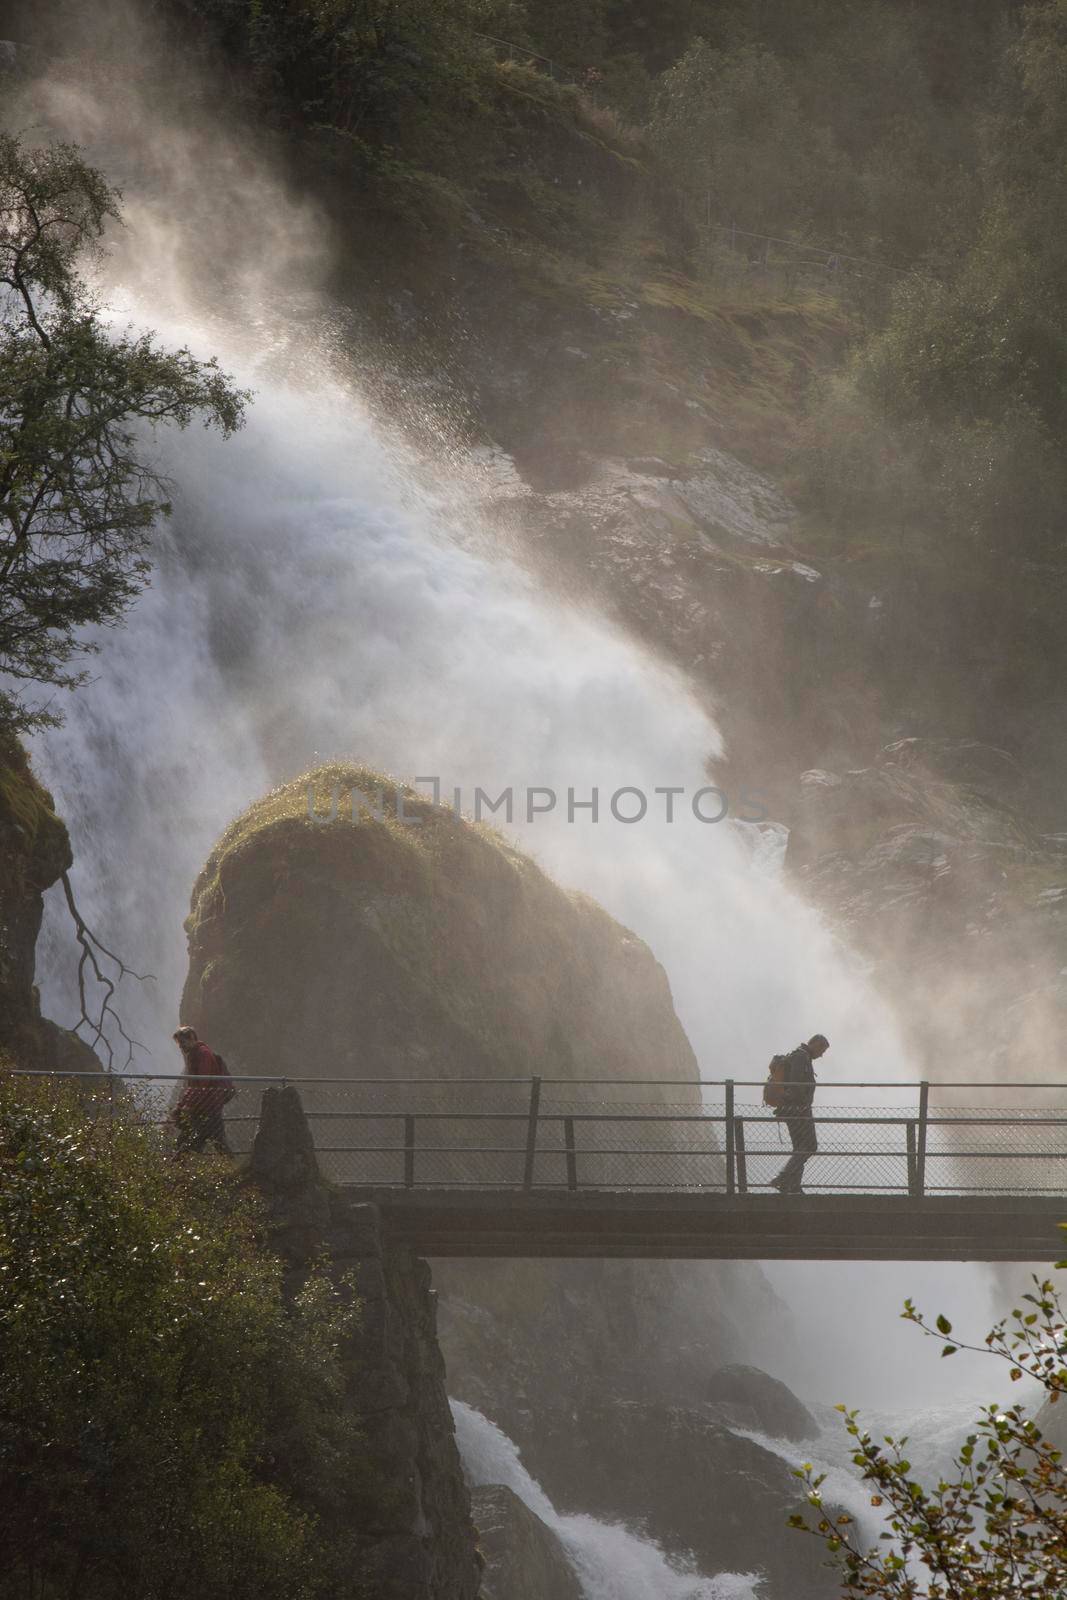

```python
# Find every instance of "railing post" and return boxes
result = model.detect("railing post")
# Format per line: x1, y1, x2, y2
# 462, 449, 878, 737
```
523, 1076, 542, 1191
404, 1115, 416, 1188
564, 1116, 578, 1192
725, 1080, 736, 1196
735, 1117, 748, 1195
905, 1120, 918, 1198
916, 1082, 929, 1199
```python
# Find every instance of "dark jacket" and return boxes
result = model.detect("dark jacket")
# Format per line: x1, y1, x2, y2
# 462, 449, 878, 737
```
176, 1042, 231, 1117
775, 1044, 816, 1115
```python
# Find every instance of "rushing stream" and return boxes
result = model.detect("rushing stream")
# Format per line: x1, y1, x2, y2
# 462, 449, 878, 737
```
455, 1382, 1042, 1599
453, 1400, 762, 1600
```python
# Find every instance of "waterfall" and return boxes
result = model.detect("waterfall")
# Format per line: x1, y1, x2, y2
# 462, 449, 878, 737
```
17, 53, 993, 1414
452, 1400, 762, 1600
31, 334, 911, 1084
29, 315, 997, 1402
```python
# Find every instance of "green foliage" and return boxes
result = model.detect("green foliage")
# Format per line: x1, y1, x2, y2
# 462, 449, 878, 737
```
0, 135, 247, 733
181, 0, 521, 139
796, 0, 1067, 614
791, 1270, 1067, 1597
0, 1075, 362, 1600
649, 39, 852, 236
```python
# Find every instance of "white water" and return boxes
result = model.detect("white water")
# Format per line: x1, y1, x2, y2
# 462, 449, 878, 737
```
32, 332, 909, 1084
727, 1375, 1047, 1584
455, 1371, 1049, 1597
453, 1399, 763, 1600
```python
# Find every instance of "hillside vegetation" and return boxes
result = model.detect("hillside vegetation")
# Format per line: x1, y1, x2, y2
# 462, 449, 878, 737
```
14, 1, 1067, 726
0, 1073, 378, 1600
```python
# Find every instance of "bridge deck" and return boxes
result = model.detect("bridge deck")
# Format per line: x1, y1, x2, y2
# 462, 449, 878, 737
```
354, 1188, 1067, 1262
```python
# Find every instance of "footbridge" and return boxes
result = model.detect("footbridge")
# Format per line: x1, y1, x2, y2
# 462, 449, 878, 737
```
41, 1073, 1067, 1262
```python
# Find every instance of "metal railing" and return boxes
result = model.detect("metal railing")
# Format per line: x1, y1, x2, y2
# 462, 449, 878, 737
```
472, 32, 581, 86
12, 1072, 1067, 1200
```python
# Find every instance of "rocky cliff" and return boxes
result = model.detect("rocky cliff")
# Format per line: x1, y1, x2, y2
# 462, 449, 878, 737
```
0, 739, 98, 1073
471, 1486, 581, 1600
249, 1084, 482, 1600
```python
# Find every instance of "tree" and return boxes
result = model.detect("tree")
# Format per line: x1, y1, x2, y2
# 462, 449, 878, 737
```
0, 135, 247, 732
0, 1072, 363, 1600
648, 39, 852, 237
792, 1264, 1067, 1597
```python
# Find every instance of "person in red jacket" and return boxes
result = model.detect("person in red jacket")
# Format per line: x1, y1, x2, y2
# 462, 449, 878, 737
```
172, 1025, 234, 1155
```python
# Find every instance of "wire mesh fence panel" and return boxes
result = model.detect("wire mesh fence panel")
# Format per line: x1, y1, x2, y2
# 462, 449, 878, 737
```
291, 1077, 538, 1187
537, 1096, 724, 1188
923, 1108, 1067, 1195
9, 1074, 1067, 1198
733, 1107, 916, 1194
539, 1086, 711, 1189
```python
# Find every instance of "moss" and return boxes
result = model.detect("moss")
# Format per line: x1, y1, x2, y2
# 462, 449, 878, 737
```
190, 762, 523, 921
0, 738, 71, 887
182, 762, 700, 1096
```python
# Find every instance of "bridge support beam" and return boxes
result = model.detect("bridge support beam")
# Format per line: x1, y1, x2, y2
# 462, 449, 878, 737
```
350, 1189, 1067, 1262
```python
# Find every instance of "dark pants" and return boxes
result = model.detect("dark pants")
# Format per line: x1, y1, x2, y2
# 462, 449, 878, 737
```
174, 1106, 232, 1156
774, 1110, 817, 1191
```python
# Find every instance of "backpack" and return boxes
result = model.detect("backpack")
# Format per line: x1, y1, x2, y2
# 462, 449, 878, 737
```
214, 1053, 238, 1106
762, 1054, 791, 1109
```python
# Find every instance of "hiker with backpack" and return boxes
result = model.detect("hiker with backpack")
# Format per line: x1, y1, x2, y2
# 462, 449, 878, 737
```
171, 1025, 236, 1155
764, 1034, 829, 1194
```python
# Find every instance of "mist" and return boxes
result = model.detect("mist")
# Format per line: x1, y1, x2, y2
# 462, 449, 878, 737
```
6, 5, 1023, 1421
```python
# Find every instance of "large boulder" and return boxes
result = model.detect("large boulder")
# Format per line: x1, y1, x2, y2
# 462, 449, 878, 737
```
705, 1363, 817, 1442
472, 1485, 580, 1600
503, 1395, 835, 1600
181, 763, 699, 1091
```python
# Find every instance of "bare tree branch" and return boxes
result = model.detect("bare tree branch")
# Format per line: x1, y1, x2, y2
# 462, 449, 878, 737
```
59, 870, 155, 1070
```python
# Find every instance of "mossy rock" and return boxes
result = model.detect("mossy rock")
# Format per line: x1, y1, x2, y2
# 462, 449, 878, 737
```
0, 739, 98, 1072
0, 737, 71, 890
182, 762, 699, 1091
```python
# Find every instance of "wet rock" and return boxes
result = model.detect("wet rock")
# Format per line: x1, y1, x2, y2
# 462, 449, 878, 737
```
472, 1484, 581, 1600
482, 453, 873, 782
706, 1363, 817, 1442
785, 742, 1067, 1075
500, 1396, 836, 1600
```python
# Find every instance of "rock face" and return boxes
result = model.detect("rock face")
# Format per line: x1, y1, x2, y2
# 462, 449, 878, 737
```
250, 1086, 482, 1600
705, 1363, 818, 1442
0, 740, 98, 1072
471, 1485, 580, 1600
786, 740, 1067, 1077
487, 453, 865, 788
